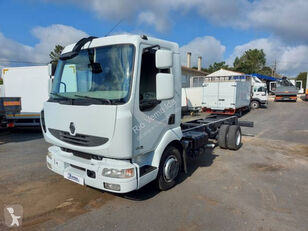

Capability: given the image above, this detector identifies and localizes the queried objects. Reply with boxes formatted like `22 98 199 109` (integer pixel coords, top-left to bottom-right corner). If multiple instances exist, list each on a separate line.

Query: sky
0 0 308 76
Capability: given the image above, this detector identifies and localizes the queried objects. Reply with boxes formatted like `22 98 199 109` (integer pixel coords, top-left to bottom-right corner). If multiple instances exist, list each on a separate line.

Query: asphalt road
0 101 307 231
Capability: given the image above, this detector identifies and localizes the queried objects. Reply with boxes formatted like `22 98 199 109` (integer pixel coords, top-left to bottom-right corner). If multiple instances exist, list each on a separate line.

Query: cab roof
62 34 179 54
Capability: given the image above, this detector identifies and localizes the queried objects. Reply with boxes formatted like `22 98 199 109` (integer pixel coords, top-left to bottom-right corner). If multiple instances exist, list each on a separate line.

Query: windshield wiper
50 92 73 100
74 95 111 105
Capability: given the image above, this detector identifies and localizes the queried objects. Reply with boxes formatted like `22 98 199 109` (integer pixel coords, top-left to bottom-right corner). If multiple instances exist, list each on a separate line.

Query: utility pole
273 60 277 77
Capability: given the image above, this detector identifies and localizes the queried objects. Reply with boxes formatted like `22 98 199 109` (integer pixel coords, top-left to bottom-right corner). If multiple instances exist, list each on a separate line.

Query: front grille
61 147 103 161
49 128 108 147
70 164 86 171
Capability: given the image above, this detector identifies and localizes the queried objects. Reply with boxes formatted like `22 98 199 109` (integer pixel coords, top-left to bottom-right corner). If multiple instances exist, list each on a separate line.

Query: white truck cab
250 76 268 109
42 35 249 193
43 35 183 193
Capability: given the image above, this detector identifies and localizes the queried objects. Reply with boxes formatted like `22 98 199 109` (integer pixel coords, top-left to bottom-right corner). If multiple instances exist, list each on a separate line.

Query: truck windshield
51 44 135 104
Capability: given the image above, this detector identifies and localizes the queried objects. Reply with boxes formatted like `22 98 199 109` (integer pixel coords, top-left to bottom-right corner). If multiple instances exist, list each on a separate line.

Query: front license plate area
64 172 84 185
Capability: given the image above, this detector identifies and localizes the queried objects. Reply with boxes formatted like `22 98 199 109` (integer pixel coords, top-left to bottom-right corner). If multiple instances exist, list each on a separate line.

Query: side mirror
156 73 174 100
48 63 57 77
48 78 53 94
155 50 173 69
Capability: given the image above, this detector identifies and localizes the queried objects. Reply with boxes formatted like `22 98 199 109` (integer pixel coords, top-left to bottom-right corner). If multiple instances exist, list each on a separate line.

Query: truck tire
218 124 229 149
226 125 242 150
236 110 243 117
250 100 260 109
156 146 182 191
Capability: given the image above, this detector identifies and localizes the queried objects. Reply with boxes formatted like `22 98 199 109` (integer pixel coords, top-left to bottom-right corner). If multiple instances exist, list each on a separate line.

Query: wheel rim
236 130 241 146
163 155 180 182
252 102 258 109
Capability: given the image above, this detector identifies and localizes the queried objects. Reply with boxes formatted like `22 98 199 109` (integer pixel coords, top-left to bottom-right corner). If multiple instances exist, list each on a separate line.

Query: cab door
132 45 176 156
254 85 267 101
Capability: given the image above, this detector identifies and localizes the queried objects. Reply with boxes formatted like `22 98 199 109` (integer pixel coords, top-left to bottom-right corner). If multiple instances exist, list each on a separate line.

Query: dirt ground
0 101 307 231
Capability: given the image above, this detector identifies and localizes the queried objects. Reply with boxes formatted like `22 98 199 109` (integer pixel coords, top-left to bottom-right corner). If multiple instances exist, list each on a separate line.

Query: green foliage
207 61 230 73
233 49 266 74
296 72 307 90
258 66 274 76
0 78 3 85
49 44 64 64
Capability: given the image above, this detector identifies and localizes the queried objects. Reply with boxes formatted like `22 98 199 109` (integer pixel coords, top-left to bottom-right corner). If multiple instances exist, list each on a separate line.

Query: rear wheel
226 125 242 150
250 100 260 109
218 124 229 149
156 146 182 191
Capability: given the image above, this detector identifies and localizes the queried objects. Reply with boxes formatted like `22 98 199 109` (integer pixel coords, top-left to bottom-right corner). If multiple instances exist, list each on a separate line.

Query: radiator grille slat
49 128 108 147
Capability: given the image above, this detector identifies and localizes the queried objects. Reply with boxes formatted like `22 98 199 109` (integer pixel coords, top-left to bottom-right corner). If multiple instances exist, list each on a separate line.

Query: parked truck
1 66 50 127
201 75 267 116
42 35 252 193
250 76 268 109
271 77 298 102
0 97 22 126
202 76 251 116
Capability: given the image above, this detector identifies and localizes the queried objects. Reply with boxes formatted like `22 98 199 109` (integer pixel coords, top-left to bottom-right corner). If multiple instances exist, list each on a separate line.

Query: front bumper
260 99 268 105
46 146 138 193
275 95 297 101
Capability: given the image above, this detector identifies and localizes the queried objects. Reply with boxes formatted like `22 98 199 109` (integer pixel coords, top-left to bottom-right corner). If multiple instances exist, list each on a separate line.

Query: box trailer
202 76 251 116
181 87 203 113
1 66 50 127
42 35 253 193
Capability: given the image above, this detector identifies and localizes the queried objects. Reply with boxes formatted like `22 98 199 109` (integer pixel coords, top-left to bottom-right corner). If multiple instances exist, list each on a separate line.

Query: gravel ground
0 101 307 231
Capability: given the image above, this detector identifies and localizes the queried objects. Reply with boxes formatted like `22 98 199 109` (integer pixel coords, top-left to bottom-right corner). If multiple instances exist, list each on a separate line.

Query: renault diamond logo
69 122 76 134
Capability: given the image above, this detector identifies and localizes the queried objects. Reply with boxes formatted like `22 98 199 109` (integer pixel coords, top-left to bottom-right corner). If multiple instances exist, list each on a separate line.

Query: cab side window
257 86 265 92
139 49 160 111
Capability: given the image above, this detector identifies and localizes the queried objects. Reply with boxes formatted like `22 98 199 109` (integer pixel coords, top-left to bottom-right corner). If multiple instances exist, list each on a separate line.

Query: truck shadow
0 127 43 144
120 147 218 201
299 95 307 101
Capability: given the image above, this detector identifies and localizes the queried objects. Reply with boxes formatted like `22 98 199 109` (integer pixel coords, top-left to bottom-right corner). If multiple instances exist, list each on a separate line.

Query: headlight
102 168 134 178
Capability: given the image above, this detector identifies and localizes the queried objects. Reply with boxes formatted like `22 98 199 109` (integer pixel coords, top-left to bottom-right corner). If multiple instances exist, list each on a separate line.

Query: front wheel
250 100 260 109
156 146 182 191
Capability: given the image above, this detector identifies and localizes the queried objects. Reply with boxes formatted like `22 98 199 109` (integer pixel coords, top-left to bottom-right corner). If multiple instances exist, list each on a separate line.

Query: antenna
105 18 123 37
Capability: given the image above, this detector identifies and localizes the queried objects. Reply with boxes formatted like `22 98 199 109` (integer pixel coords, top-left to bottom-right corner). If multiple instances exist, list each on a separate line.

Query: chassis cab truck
42 35 248 193
250 76 268 109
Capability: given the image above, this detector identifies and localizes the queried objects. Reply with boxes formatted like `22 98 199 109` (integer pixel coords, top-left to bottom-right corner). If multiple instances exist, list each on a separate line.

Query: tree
296 72 307 91
258 66 274 76
233 49 266 74
207 61 230 73
49 45 64 64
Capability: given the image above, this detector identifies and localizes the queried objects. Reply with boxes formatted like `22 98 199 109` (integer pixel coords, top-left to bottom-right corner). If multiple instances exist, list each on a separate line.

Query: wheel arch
251 98 261 103
167 140 183 155
151 127 183 168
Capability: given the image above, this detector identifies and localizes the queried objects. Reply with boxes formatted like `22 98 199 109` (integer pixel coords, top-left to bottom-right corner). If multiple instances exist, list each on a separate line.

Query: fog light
104 182 121 191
